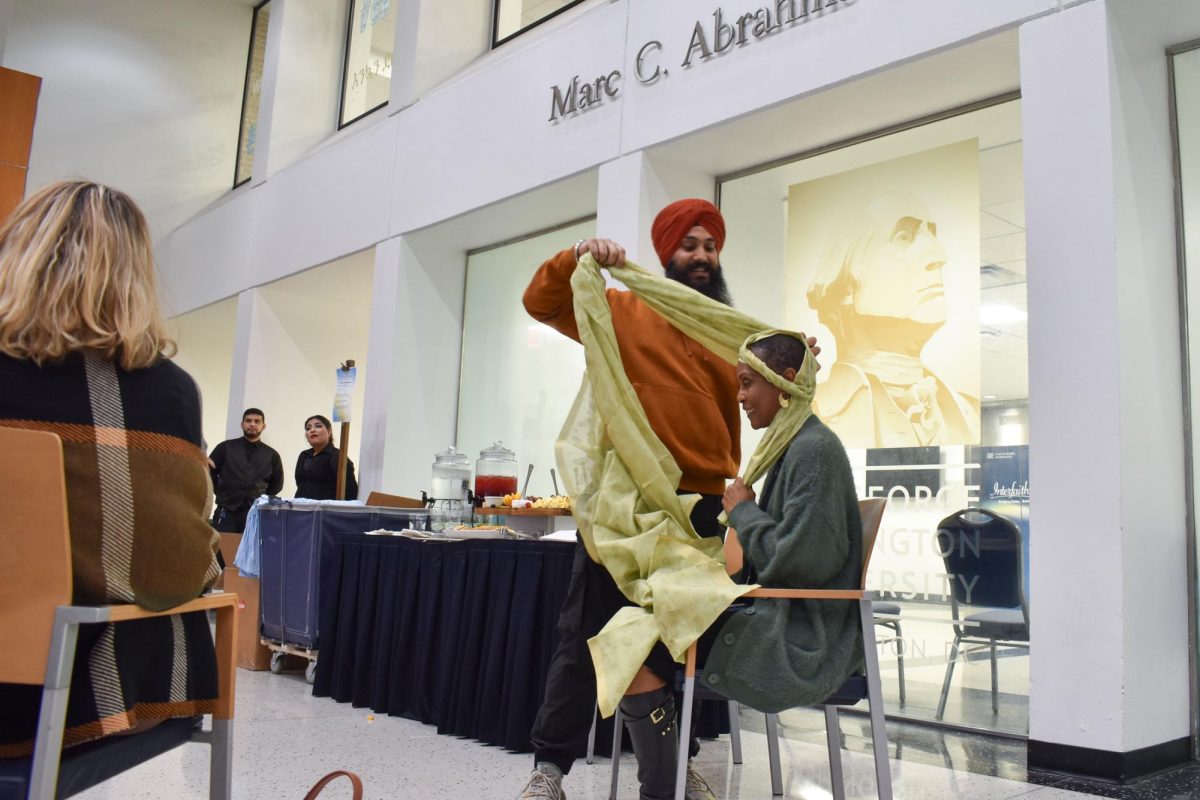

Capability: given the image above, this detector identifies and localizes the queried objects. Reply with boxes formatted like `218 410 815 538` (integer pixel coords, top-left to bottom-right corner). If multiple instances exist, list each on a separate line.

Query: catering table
312 533 728 756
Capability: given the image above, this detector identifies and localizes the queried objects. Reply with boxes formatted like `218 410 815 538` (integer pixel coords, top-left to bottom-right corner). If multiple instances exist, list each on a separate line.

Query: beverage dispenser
475 442 518 503
429 445 471 530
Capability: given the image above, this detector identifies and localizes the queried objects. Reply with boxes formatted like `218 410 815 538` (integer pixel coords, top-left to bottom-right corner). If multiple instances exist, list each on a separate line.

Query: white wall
1021 0 1196 755
236 250 375 498
162 116 398 313
168 298 239 455
148 0 1072 518
1177 54 1200 718
1108 0 1194 755
157 2 1054 318
2 0 251 238
0 0 14 62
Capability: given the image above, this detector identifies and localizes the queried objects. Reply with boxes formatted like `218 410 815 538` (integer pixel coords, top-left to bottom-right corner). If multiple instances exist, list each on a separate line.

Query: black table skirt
312 534 728 756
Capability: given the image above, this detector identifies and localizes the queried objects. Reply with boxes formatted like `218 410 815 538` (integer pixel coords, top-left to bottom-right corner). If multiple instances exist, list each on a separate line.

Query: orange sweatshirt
522 248 740 496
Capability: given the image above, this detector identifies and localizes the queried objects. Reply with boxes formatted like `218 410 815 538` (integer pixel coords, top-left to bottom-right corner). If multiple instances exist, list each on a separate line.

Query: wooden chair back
365 491 426 509
0 427 73 684
857 498 887 589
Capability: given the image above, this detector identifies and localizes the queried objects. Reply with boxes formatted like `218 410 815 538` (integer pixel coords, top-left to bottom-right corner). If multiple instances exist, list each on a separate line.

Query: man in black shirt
208 407 284 532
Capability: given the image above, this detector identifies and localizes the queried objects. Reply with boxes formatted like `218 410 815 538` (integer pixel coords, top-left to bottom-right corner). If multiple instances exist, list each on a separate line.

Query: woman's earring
778 394 790 409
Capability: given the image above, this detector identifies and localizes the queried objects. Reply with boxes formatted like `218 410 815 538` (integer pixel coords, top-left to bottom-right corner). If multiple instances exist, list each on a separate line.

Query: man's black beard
665 260 734 306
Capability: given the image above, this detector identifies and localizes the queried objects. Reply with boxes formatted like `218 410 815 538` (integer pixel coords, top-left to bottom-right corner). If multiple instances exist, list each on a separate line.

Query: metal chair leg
609 707 623 800
587 703 598 764
209 718 233 800
894 620 906 706
861 600 894 800
990 640 999 715
824 706 845 800
936 633 962 720
765 712 783 796
674 647 697 800
727 700 743 764
29 612 82 800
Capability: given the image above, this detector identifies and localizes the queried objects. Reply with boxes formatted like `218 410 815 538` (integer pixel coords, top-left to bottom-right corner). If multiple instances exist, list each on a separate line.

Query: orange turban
650 199 726 267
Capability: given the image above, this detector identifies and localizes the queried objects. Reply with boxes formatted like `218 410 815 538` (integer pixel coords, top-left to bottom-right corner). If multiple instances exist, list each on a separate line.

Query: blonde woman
0 181 221 756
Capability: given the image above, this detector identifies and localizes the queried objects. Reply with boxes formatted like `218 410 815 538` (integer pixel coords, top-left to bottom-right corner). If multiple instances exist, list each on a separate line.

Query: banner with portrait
785 139 981 449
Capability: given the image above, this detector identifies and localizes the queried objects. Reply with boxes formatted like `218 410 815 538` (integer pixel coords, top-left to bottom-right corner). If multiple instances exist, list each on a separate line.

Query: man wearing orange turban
517 199 738 800
652 198 732 305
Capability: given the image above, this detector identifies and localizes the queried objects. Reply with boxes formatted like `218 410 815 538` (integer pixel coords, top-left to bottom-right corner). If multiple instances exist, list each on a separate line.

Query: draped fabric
312 534 730 753
560 256 817 717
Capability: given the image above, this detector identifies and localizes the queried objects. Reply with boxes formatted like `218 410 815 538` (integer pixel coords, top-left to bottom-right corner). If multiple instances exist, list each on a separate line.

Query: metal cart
256 501 430 682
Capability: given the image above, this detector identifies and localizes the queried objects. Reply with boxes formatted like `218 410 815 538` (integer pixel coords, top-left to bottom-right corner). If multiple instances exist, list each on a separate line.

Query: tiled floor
68 666 1199 800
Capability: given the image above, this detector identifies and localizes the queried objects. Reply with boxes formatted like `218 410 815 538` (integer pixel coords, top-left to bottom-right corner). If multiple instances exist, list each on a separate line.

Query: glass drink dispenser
475 442 518 502
430 446 471 530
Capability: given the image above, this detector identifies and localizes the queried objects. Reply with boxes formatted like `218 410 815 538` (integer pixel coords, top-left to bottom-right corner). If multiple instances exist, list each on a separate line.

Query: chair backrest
0 427 73 685
935 507 1025 611
857 498 887 590
365 491 426 509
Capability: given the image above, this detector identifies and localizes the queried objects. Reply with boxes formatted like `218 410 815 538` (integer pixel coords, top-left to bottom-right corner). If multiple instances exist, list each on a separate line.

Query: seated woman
0 181 222 756
618 331 864 800
294 414 358 500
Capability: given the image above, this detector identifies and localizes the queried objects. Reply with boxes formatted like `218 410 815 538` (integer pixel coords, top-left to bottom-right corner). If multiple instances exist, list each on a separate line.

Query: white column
1020 0 1192 766
358 239 402 498
363 233 468 499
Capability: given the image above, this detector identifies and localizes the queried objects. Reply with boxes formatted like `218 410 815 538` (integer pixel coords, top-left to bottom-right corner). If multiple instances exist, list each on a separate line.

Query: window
720 97 1030 734
457 219 595 494
493 0 585 47
339 0 396 128
234 0 271 188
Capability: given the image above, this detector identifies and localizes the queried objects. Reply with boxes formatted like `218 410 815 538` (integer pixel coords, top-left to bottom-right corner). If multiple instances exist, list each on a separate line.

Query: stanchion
335 359 355 500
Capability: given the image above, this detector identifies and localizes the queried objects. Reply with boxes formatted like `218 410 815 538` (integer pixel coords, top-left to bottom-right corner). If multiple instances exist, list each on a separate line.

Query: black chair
934 508 1029 720
871 601 906 705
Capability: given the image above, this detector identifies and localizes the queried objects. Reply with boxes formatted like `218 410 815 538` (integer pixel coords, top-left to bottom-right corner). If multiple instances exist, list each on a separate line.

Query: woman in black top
294 414 358 500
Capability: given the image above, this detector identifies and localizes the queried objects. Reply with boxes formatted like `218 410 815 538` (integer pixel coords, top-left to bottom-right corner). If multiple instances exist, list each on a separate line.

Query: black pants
530 493 724 775
211 505 249 534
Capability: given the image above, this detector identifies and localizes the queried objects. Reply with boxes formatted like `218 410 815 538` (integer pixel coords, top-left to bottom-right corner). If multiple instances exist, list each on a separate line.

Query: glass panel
340 0 396 127
1171 42 1200 747
234 1 271 188
494 0 584 46
457 220 596 498
720 99 1030 735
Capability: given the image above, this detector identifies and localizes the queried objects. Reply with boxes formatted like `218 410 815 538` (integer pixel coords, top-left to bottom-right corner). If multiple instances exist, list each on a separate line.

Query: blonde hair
0 180 174 370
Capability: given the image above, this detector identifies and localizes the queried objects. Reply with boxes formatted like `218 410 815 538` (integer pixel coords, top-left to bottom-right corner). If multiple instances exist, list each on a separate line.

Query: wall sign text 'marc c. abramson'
549 0 856 123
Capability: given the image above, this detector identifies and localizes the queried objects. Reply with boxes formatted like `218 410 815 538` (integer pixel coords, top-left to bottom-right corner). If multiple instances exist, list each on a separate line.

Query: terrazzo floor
70 668 1194 800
